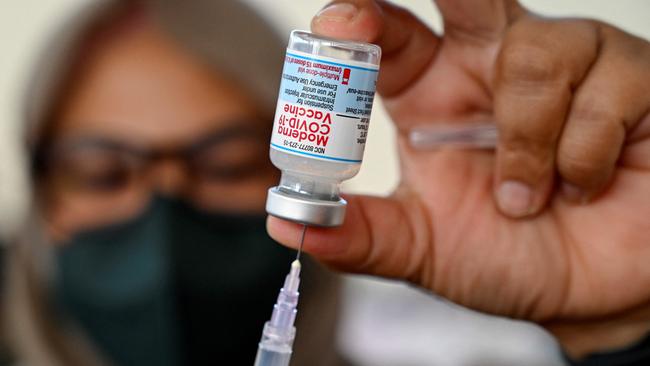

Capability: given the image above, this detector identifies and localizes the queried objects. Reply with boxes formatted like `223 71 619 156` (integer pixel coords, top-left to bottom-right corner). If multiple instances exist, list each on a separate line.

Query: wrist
544 304 650 360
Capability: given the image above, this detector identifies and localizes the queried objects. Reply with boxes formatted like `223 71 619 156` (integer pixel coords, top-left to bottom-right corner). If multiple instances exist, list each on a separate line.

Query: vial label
270 49 379 163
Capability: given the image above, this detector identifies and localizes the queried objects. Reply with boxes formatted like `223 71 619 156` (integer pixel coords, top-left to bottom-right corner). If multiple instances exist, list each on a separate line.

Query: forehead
52 20 265 147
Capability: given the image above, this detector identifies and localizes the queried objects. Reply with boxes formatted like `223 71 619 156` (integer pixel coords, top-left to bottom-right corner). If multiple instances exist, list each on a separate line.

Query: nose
149 158 190 196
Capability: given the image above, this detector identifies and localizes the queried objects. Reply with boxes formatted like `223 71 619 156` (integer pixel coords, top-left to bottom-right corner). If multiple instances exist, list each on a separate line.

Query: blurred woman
0 0 346 365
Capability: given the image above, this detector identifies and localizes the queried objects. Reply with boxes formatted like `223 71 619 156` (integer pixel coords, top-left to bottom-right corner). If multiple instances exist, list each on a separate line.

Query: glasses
33 124 275 205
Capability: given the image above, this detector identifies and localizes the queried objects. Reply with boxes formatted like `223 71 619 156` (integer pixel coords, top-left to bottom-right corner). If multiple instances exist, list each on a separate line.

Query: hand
267 0 650 356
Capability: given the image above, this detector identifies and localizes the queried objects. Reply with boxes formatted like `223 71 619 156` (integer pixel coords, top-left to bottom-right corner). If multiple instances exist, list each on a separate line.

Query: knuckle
500 119 559 148
498 142 553 183
569 97 624 126
558 152 600 182
497 42 564 87
558 112 625 187
499 134 554 168
557 143 611 187
497 19 598 89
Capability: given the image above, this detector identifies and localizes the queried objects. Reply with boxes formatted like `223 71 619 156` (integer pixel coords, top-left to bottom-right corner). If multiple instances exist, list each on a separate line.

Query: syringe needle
296 224 307 261
255 253 301 366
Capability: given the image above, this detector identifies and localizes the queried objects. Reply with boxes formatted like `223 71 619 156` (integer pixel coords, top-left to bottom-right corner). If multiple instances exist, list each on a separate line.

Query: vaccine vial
266 30 381 226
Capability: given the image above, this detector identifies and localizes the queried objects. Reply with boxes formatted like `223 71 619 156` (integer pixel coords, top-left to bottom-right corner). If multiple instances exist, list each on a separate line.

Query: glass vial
266 30 381 226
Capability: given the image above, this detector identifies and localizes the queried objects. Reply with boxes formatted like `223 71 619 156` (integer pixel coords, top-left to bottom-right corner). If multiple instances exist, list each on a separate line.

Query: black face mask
54 195 294 366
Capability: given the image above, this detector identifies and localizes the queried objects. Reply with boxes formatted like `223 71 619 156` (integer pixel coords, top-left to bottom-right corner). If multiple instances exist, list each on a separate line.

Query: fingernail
497 180 533 217
561 182 588 204
316 3 358 22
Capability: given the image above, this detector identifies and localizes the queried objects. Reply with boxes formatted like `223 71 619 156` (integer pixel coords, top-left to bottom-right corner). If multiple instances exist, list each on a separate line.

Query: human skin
42 15 276 242
267 0 650 358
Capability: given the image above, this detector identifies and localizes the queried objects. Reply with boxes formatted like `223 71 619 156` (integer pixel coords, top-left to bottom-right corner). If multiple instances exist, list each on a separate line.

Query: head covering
0 1 346 365
23 0 284 139
1 0 286 241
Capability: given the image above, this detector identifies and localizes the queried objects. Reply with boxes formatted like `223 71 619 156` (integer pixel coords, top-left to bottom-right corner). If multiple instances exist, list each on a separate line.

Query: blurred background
1 1 649 365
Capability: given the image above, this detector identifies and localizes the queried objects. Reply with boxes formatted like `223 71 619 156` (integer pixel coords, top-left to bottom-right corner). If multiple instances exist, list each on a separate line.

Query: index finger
312 0 439 97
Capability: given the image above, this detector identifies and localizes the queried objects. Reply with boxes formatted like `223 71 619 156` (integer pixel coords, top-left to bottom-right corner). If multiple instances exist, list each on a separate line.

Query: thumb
434 0 523 42
312 0 439 97
266 192 432 282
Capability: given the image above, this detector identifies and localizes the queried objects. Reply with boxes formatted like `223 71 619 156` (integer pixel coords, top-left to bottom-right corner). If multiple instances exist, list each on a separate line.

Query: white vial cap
266 187 346 227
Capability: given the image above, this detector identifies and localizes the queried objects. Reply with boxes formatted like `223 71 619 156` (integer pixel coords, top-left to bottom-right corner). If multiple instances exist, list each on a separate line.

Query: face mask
54 195 295 366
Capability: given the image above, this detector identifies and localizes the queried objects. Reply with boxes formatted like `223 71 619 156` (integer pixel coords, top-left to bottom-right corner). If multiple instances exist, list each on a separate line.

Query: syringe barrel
254 322 295 366
255 261 301 365
253 343 292 366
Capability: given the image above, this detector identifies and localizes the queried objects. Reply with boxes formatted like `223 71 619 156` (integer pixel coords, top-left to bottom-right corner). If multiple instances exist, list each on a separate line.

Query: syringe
409 122 498 150
253 225 307 366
